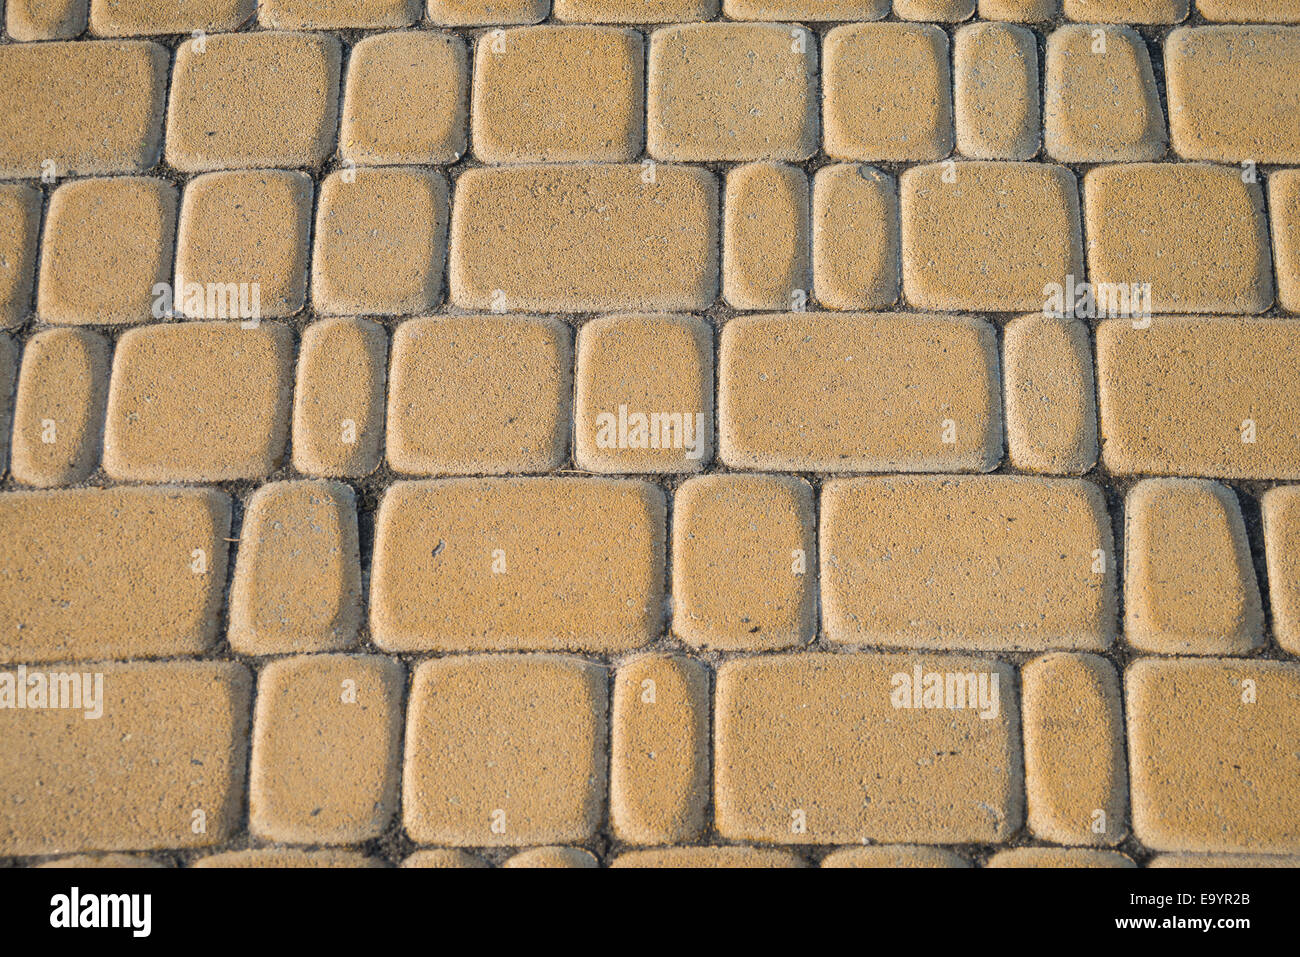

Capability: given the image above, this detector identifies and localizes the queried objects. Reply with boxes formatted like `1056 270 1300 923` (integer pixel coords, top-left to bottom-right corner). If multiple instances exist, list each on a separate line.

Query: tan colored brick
1125 479 1263 656
194 850 382 868
89 0 254 34
449 164 717 312
672 474 816 650
821 847 971 868
811 165 900 310
0 40 167 178
1023 653 1127 846
986 849 1136 867
821 477 1117 650
6 0 86 40
647 23 817 162
403 654 607 846
724 163 810 311
724 0 887 18
574 313 712 474
0 487 229 663
894 0 975 19
954 23 1040 161
1127 658 1300 853
401 849 488 867
901 162 1083 312
473 26 643 164
611 654 709 845
340 31 468 166
719 313 1001 473
611 847 805 868
824 24 953 163
10 328 110 487
103 321 293 482
0 185 41 329
37 177 177 326
1198 1 1300 21
174 170 311 321
250 654 404 844
1045 25 1166 162
979 0 1059 19
555 0 714 18
0 661 250 855
165 31 341 172
387 316 570 476
1263 486 1300 655
1149 853 1300 867
427 0 548 24
1271 169 1300 314
292 318 387 479
503 847 599 868
0 337 13 478
1166 26 1300 163
259 0 419 27
716 654 1022 844
36 854 165 868
1064 0 1187 20
1096 317 1300 479
1003 314 1099 475
371 478 665 652
228 481 362 656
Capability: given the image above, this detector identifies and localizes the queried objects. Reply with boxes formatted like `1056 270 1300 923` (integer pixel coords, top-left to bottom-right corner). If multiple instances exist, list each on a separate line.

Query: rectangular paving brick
1262 486 1300 655
821 476 1117 650
403 654 606 846
715 653 1022 844
611 847 805 867
1273 170 1300 313
1198 0 1300 21
7 0 87 39
1064 0 1187 20
556 0 717 18
0 338 13 478
894 0 975 18
0 661 250 856
954 22 1040 161
427 0 548 23
0 40 167 178
258 0 419 27
718 313 1001 473
724 0 887 17
194 849 382 868
370 478 665 652
1003 314 1098 475
0 487 229 664
987 848 1135 867
448 164 717 312
0 185 40 329
502 847 598 868
821 846 971 868
292 317 387 479
724 163 810 311
812 164 901 310
980 0 1058 18
88 0 254 34
1096 317 1300 478
1127 658 1300 853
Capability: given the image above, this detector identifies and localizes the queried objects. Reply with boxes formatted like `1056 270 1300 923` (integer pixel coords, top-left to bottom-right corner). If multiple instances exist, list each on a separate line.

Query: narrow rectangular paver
557 0 716 18
724 0 886 17
1273 170 1300 313
724 163 811 311
1262 486 1300 655
1064 0 1187 20
0 185 41 329
821 847 971 868
292 318 387 479
89 0 254 34
811 164 901 310
1197 1 1300 21
612 847 805 867
954 22 1040 160
427 0 548 23
258 0 419 27
1003 314 1098 475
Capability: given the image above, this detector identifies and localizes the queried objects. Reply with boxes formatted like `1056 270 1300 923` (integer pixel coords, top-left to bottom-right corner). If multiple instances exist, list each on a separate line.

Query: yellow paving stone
555 0 714 18
811 165 901 310
401 849 489 868
502 847 599 868
175 170 312 321
89 0 254 34
1084 163 1272 314
386 316 571 476
1064 0 1187 21
292 317 387 479
0 337 13 478
103 321 294 482
894 0 975 19
427 0 548 24
403 654 607 846
340 31 468 166
610 654 710 844
371 478 665 652
1271 170 1300 314
901 162 1083 312
823 24 953 163
0 185 41 329
1166 26 1300 163
1262 486 1300 655
821 476 1116 650
0 487 229 663
449 164 718 313
724 163 810 311
716 654 1022 844
165 31 341 172
1197 0 1300 21
1124 479 1264 656
37 177 177 327
985 848 1136 867
1149 853 1300 867
979 0 1059 19
1127 658 1300 853
953 23 1040 161
821 847 972 868
671 474 816 650
0 661 251 855
718 313 1000 473
1003 314 1099 475
1096 317 1300 479
1022 653 1128 846
193 850 384 868
473 26 643 163
250 654 404 845
1045 25 1167 163
36 854 165 868
6 0 86 40
724 0 887 18
10 328 110 487
647 23 818 162
611 847 805 868
574 313 713 474
228 481 362 656
258 0 419 27
0 40 167 178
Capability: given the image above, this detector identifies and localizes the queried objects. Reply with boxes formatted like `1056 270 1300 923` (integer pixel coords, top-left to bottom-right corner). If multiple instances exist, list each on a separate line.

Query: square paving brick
811 164 901 310
7 0 87 39
0 184 42 329
953 22 1040 161
1064 0 1188 20
1262 486 1300 655
1003 314 1099 475
1270 169 1300 313
403 654 607 846
258 0 419 27
89 0 254 34
427 0 548 23
292 318 387 479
